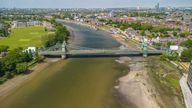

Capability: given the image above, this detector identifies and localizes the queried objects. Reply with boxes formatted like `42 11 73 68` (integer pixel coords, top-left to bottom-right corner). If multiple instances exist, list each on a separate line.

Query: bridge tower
141 38 148 57
61 41 67 59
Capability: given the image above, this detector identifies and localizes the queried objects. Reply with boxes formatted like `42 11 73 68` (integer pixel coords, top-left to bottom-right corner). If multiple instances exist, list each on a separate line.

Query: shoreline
115 56 185 108
0 58 59 101
115 57 161 108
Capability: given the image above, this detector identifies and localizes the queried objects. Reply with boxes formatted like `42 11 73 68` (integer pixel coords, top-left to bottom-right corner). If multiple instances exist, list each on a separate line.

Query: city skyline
0 0 192 8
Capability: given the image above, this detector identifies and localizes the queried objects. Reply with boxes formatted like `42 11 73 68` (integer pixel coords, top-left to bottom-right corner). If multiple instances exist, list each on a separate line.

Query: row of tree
42 19 70 48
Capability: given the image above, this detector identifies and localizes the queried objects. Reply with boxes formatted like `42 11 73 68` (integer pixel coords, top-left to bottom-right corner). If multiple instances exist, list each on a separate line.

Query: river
0 21 128 108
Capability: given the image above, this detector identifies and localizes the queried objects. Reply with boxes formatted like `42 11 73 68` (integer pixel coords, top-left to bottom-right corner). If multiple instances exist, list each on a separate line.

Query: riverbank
116 57 161 108
0 58 60 101
115 57 185 108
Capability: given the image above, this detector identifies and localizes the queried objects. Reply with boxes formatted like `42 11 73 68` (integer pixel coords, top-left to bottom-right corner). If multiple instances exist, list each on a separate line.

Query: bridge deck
40 49 163 57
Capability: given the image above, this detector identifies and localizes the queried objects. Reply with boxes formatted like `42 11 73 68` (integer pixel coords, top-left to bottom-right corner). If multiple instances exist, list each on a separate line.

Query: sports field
0 26 48 49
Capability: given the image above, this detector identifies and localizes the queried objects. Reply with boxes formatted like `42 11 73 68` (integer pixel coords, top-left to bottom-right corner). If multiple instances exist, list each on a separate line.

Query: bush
161 52 179 61
181 48 192 61
0 48 33 77
180 39 192 48
16 63 28 74
34 52 44 63
0 45 9 53
180 31 190 37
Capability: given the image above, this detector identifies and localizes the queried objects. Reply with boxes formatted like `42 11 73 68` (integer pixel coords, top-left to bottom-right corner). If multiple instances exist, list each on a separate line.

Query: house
170 45 179 51
25 47 37 53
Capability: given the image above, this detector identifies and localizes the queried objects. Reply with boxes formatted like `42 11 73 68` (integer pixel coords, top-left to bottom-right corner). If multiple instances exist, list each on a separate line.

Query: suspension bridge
39 41 164 59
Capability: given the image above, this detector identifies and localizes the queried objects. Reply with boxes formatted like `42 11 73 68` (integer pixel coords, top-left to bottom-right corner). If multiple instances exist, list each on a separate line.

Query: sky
0 0 192 8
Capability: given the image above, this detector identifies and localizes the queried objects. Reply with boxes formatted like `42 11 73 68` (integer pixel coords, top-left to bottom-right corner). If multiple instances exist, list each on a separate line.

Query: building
155 3 160 11
108 11 114 18
24 47 37 53
12 20 41 28
187 63 192 92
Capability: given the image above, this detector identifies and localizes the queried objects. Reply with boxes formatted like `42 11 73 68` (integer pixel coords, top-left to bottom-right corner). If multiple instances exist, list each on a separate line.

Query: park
0 26 48 49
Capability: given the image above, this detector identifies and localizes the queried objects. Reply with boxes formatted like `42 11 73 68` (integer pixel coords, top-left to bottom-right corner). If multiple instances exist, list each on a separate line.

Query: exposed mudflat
116 57 161 108
115 57 183 108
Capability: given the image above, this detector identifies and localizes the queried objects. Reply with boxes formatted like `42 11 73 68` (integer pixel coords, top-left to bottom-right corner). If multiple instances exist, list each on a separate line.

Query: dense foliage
160 52 180 61
181 48 192 61
42 19 70 47
0 48 33 83
180 39 192 48
107 21 180 34
0 23 10 37
0 45 9 53
180 39 192 61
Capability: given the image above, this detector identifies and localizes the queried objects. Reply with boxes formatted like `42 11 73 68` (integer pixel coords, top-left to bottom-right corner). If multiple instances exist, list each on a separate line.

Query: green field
0 26 48 49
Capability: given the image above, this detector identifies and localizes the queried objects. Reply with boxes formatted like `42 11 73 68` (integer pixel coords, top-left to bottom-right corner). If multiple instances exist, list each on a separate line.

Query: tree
173 31 178 37
0 61 3 77
34 52 44 63
140 30 145 36
180 31 190 37
181 48 192 61
0 48 33 75
41 34 56 47
161 51 179 61
0 45 9 53
16 63 28 74
55 25 70 43
167 42 175 47
180 39 192 48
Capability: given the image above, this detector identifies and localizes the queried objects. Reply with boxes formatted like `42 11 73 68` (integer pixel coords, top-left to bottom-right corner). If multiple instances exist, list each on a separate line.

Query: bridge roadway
40 49 163 58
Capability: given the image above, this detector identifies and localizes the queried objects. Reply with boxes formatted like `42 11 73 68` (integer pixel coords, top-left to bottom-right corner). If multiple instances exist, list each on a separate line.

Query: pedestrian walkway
180 74 192 108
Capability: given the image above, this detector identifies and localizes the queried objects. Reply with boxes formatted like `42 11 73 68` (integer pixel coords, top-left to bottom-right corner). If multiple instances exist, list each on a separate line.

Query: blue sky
0 0 192 8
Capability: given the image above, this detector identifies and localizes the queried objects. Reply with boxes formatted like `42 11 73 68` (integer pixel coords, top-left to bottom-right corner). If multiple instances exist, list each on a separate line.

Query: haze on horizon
0 0 192 8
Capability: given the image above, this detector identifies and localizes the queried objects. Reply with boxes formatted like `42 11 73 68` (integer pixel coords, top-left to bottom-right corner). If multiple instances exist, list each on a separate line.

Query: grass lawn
0 26 48 49
147 57 185 108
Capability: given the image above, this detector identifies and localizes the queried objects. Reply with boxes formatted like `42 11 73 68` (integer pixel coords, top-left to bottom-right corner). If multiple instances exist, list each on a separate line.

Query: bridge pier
61 54 67 59
61 41 67 59
141 38 148 57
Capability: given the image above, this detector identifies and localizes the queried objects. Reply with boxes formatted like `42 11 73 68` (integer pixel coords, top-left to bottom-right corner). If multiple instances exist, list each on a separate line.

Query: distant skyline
0 0 192 8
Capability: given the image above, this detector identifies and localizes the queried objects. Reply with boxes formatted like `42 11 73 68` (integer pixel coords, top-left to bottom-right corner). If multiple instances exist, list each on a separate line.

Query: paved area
180 74 192 108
